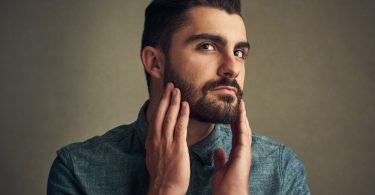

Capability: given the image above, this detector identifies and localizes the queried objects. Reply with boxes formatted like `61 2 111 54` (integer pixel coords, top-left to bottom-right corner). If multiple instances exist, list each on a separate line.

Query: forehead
173 6 247 43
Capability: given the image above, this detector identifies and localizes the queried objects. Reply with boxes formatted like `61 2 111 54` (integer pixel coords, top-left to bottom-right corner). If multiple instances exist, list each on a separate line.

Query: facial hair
164 60 243 124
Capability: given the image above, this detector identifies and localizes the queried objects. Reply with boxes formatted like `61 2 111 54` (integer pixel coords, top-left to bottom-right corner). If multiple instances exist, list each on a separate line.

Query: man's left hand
211 100 252 195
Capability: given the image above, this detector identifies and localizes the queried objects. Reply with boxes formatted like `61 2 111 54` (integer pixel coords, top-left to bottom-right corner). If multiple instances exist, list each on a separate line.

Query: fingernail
182 101 188 109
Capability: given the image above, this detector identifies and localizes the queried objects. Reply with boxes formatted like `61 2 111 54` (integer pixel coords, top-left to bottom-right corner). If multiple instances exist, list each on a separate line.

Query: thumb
214 148 227 171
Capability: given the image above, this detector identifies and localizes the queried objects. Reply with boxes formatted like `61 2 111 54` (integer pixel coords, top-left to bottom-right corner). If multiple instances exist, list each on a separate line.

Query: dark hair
141 0 242 94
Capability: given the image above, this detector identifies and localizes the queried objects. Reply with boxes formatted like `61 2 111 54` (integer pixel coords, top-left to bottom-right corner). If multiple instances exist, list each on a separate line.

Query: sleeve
47 150 84 195
280 146 311 195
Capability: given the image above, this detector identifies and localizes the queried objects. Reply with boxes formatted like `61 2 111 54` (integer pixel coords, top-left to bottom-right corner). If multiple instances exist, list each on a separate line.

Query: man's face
164 6 249 124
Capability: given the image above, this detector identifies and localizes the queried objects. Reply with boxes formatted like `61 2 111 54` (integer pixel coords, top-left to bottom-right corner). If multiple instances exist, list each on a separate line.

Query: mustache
202 78 243 97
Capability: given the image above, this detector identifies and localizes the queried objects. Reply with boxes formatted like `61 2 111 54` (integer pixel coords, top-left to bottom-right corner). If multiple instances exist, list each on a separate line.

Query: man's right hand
145 83 190 195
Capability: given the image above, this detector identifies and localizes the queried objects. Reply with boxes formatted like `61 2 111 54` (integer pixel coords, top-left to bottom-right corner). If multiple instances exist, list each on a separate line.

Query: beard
163 60 243 124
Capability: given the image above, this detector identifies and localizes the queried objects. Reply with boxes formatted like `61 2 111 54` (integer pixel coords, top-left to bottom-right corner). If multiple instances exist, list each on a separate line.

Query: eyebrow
235 42 251 50
185 33 250 49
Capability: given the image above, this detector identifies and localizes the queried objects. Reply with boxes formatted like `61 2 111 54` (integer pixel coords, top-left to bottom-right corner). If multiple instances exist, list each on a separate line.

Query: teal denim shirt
47 102 310 195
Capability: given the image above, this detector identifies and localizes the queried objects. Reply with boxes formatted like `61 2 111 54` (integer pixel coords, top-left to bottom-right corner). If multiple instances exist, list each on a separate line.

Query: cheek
176 55 218 82
236 68 245 89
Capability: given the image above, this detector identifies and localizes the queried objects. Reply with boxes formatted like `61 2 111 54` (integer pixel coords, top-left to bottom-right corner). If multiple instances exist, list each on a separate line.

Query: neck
146 98 215 146
186 118 215 146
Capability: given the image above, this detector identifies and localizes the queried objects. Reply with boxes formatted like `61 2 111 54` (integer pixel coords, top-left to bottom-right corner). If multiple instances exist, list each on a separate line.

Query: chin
190 95 240 124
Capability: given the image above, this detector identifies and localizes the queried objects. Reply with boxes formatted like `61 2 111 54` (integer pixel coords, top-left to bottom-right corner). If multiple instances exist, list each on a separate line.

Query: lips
201 78 243 99
210 86 238 95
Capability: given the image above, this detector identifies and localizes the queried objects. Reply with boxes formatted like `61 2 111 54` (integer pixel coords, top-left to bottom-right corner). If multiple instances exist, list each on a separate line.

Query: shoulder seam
59 147 75 175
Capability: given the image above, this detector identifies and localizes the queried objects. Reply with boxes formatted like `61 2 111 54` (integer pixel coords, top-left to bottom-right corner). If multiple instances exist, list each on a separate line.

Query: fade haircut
141 0 242 94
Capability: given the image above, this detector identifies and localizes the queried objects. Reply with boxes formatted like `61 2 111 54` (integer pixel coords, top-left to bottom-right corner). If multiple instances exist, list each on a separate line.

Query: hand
145 83 190 195
211 100 252 195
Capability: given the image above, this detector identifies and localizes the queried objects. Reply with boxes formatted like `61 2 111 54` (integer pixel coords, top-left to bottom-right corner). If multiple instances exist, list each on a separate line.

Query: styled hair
141 0 242 94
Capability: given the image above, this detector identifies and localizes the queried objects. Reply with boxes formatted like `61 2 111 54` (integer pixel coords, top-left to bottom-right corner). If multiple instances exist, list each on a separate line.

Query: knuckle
164 115 173 124
175 121 184 132
145 138 160 148
154 110 164 120
171 95 179 104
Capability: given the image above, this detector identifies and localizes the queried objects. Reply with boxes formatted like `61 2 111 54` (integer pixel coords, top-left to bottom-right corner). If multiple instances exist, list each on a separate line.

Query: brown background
1 0 374 194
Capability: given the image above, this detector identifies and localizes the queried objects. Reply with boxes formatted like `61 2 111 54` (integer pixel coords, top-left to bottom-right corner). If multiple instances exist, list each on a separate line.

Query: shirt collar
189 124 232 166
134 101 232 166
134 101 149 147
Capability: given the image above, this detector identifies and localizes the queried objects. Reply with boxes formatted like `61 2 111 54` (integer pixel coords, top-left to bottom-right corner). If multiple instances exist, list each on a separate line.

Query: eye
198 43 215 51
234 50 246 59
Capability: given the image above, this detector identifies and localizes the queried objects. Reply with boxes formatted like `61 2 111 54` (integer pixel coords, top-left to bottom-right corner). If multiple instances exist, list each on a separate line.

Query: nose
218 53 241 79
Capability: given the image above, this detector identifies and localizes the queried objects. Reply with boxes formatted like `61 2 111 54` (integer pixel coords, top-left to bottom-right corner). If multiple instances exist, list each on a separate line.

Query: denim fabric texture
47 102 310 195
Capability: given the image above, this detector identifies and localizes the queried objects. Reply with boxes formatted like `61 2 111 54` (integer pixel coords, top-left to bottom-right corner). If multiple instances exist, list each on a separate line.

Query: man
48 0 310 194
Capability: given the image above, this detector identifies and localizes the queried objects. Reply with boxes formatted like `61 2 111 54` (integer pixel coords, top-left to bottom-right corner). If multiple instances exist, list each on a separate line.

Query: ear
141 46 164 79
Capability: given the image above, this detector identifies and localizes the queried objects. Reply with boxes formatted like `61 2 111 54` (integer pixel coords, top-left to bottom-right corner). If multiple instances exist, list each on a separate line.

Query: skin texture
142 6 252 195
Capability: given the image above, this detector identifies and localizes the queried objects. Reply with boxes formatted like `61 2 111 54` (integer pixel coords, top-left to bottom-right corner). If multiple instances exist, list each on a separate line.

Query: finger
150 82 174 140
229 100 250 160
236 100 251 147
174 101 190 144
230 120 239 150
245 114 253 146
163 88 181 141
214 148 227 171
230 101 243 149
